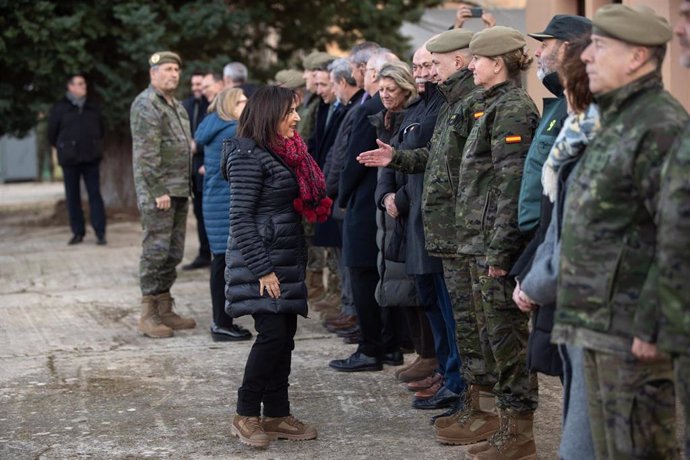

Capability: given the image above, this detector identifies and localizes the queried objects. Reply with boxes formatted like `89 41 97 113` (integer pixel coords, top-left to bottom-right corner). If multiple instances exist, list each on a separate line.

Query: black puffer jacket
222 137 308 318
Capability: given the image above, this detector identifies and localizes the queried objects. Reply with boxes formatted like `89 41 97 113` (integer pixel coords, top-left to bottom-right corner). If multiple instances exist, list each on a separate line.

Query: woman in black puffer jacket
224 86 330 448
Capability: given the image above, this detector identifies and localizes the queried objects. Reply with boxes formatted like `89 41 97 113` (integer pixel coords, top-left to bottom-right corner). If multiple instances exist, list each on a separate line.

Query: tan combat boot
434 385 499 446
434 384 495 429
231 415 271 448
156 292 196 330
262 415 317 441
470 409 537 460
138 295 173 338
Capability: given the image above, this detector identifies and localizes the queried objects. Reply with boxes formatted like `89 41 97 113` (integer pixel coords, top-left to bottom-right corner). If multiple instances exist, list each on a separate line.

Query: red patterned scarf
270 132 332 223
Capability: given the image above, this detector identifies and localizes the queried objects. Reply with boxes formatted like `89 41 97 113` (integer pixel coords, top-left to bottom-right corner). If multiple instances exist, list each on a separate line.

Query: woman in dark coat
225 86 330 448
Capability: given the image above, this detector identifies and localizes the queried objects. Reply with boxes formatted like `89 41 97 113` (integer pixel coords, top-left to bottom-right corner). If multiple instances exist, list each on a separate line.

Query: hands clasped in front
259 272 281 299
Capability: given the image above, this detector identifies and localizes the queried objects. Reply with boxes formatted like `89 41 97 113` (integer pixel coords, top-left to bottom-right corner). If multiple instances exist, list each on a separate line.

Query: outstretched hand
357 139 394 167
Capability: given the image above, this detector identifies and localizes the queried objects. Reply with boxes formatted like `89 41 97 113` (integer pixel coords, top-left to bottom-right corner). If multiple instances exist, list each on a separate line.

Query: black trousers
62 162 106 238
237 313 297 417
210 253 234 327
192 159 210 260
349 266 400 358
403 306 436 359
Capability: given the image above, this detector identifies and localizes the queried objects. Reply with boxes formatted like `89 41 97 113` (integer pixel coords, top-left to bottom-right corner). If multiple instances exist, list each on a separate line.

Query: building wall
525 0 689 112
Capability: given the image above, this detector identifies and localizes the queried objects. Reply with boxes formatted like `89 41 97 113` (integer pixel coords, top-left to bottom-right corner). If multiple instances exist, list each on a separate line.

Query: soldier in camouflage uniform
436 28 540 460
358 28 499 430
553 5 688 459
658 1 690 458
130 51 197 339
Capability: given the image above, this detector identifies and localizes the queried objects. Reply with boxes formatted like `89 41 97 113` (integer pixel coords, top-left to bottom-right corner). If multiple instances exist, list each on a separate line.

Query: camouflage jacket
553 73 688 353
130 85 191 201
297 92 320 141
657 121 690 355
455 80 539 269
387 69 480 256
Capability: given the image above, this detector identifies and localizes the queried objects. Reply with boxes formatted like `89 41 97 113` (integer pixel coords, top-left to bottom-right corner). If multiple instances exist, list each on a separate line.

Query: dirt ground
0 182 564 459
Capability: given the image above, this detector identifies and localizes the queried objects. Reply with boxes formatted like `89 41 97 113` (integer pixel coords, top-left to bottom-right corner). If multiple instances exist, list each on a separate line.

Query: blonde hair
377 61 418 106
208 87 245 121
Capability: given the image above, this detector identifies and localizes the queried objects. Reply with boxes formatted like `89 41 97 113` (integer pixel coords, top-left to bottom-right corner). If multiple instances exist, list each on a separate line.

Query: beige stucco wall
525 0 689 112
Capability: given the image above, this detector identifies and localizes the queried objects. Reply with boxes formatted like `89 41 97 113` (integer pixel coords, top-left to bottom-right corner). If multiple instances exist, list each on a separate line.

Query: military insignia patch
505 135 522 144
473 111 484 119
151 53 160 64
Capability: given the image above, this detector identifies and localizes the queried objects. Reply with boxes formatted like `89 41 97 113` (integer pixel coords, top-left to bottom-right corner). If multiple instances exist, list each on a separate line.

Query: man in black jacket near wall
48 74 107 246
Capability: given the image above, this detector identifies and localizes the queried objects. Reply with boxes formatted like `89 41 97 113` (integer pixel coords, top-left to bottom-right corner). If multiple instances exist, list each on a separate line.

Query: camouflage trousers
138 197 188 296
442 256 496 388
466 255 538 412
583 348 679 460
324 247 341 296
674 354 690 460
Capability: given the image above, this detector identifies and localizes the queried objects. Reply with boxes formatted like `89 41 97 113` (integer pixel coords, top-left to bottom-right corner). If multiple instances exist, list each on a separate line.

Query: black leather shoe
68 234 84 245
183 255 211 270
96 235 107 245
412 385 460 410
210 324 252 342
329 351 382 372
382 350 404 366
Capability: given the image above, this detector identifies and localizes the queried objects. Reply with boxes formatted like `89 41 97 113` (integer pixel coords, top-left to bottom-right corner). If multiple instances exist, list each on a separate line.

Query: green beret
275 69 306 89
426 29 474 53
148 51 181 67
308 52 336 71
470 26 526 57
592 4 672 46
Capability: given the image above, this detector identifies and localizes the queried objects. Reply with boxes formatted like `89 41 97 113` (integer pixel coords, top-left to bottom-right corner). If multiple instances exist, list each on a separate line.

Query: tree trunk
100 132 137 211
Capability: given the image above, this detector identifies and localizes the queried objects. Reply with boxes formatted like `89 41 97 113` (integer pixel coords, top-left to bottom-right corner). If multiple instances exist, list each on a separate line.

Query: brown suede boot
397 357 437 383
434 385 498 446
470 410 537 460
394 355 421 380
155 292 196 330
137 295 173 338
262 415 317 441
231 415 271 448
311 291 340 312
434 384 495 429
306 270 325 301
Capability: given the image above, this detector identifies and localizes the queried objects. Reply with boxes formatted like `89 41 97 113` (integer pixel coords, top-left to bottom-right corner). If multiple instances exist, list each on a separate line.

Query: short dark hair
67 73 85 85
238 85 296 148
206 72 223 82
190 69 206 78
559 35 593 113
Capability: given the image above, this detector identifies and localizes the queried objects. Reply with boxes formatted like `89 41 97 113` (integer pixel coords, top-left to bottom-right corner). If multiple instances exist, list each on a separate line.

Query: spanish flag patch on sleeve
473 111 484 119
505 135 522 144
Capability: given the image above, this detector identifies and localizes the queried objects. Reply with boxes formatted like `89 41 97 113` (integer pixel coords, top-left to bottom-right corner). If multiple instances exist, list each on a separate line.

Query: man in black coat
181 71 211 269
329 50 400 372
48 74 106 245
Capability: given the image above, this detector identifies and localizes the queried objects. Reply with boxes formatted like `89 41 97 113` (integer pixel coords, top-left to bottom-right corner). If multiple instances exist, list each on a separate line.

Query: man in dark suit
329 50 400 372
181 70 211 269
48 73 107 245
